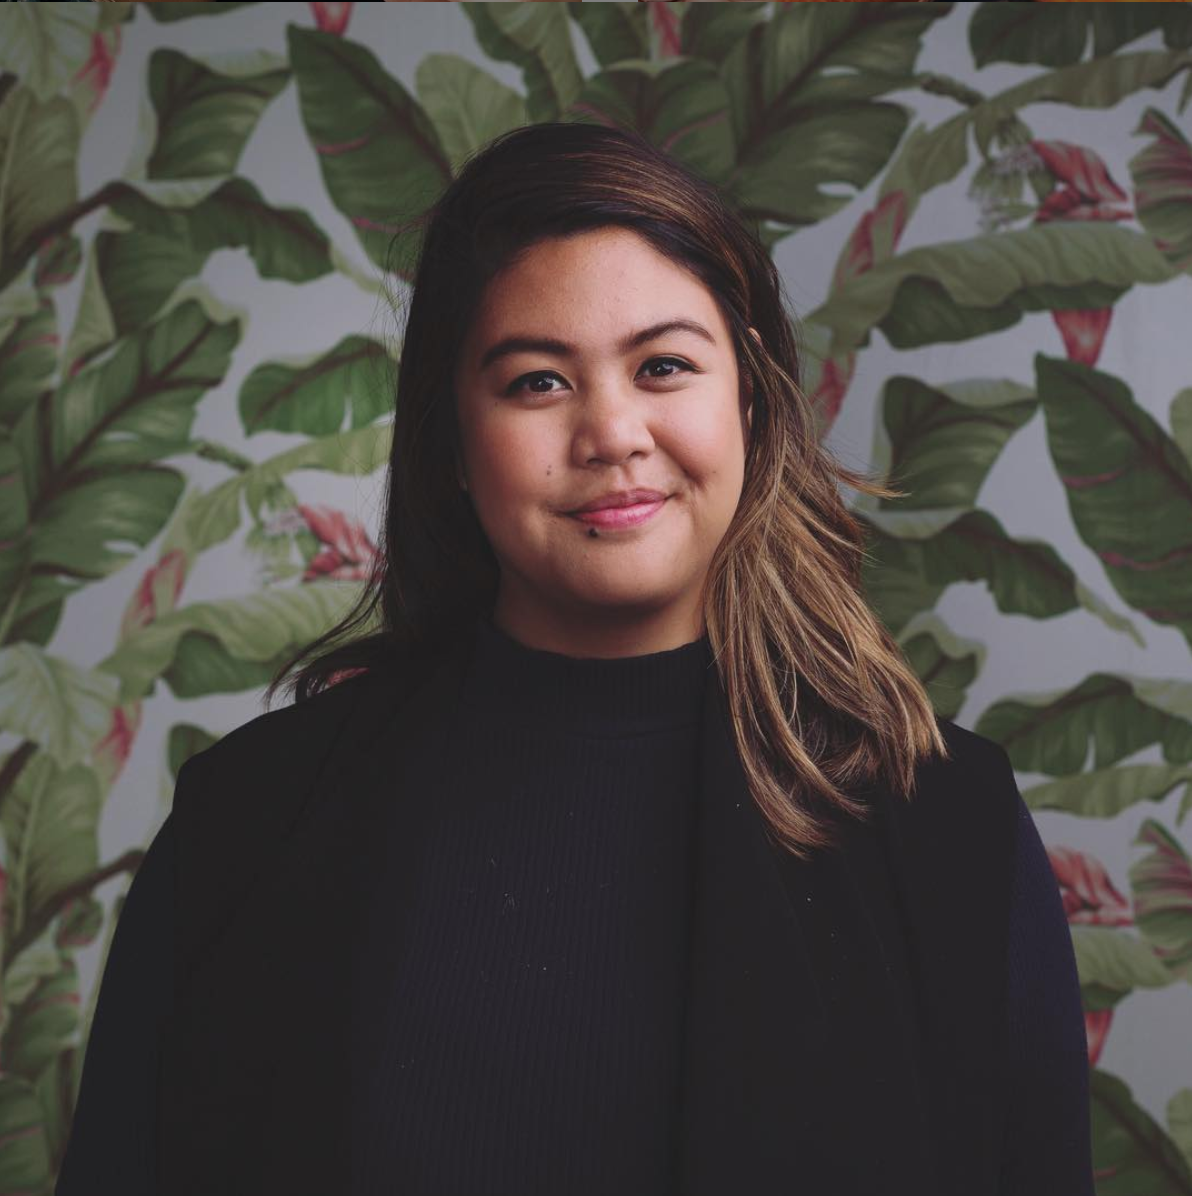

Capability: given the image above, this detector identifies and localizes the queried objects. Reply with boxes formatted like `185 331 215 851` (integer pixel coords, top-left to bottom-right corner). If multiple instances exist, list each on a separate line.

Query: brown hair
264 120 949 859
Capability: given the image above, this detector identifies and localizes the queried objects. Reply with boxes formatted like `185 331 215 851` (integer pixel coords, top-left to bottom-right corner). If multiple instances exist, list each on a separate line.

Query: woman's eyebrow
477 319 716 372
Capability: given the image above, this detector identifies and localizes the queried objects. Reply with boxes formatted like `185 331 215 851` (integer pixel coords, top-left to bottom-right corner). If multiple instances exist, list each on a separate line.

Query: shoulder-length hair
264 119 949 859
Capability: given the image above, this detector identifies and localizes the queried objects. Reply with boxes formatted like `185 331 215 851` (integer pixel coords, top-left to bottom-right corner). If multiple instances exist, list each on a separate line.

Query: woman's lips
568 498 667 529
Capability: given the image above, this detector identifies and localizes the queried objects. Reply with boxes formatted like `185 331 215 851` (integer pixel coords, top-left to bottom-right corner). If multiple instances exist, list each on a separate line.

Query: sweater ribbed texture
352 615 712 1193
55 616 1093 1195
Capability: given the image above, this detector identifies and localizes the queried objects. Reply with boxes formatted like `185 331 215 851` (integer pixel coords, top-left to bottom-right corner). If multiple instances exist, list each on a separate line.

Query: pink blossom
310 2 353 35
298 504 378 581
1084 1008 1112 1067
92 699 144 788
71 27 121 117
1046 845 1133 926
1051 308 1114 368
120 549 188 640
1031 141 1132 224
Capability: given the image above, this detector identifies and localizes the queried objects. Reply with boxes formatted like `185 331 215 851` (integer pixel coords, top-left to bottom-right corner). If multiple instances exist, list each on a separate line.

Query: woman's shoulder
190 669 389 774
169 666 403 836
933 714 1016 777
883 714 1022 848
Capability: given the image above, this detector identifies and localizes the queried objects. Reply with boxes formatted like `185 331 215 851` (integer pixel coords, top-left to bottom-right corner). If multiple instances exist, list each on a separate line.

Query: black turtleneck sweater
55 616 1091 1194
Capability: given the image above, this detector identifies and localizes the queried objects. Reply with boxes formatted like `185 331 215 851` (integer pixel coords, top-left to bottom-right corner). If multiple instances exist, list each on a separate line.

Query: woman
56 121 1093 1196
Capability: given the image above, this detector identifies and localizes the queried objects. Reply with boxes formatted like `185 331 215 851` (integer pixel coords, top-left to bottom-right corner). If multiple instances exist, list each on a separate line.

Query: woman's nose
572 383 656 465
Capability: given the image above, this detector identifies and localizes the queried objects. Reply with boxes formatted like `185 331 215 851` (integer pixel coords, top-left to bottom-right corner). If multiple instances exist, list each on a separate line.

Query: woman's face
452 226 756 657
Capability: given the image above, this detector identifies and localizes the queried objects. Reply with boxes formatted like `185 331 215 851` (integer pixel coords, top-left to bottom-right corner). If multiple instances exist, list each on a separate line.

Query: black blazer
66 627 1087 1194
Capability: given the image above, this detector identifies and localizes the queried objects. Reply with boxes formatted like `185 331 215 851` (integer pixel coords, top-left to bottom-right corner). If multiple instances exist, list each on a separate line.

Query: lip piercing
588 527 598 538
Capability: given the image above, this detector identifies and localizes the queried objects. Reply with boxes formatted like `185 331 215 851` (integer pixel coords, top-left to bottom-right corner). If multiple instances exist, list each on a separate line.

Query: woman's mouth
568 498 667 530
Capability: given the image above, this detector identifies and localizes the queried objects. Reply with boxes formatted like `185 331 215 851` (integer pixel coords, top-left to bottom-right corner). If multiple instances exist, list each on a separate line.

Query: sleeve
998 790 1096 1196
54 811 175 1196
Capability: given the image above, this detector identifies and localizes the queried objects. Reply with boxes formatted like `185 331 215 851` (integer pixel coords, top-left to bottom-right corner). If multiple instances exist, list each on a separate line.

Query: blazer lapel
216 639 473 1193
677 662 940 1195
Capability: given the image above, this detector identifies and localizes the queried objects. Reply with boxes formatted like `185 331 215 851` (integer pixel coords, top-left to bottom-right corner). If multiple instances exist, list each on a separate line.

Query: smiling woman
449 226 758 654
56 120 1093 1196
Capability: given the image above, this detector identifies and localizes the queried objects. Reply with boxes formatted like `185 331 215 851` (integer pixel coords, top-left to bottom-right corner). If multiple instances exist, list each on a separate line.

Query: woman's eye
506 356 693 396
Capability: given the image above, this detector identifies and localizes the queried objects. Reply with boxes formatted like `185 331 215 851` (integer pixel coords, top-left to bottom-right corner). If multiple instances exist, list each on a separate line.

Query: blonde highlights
266 120 949 859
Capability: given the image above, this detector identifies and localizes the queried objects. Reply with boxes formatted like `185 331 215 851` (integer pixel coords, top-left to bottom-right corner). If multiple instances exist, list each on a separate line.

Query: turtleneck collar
459 612 714 736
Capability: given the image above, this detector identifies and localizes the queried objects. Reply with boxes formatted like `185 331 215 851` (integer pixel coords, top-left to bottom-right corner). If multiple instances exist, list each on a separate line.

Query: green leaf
462 2 583 124
1 288 242 645
0 1075 51 1192
59 235 117 379
97 580 374 702
1131 819 1192 981
414 54 527 175
0 84 80 294
679 2 770 68
55 893 103 949
973 50 1192 157
167 721 220 785
1173 388 1192 469
970 4 1192 70
719 3 948 232
570 58 734 186
146 1 258 21
287 25 452 276
1091 1069 1192 1195
238 334 393 437
142 47 290 181
3 933 60 1007
878 49 1192 226
1036 354 1192 651
157 423 390 574
975 673 1192 775
1022 763 1192 820
2 958 80 1080
810 224 1174 357
0 3 102 102
0 294 57 429
97 177 335 338
0 645 120 768
859 507 1125 640
567 3 651 70
876 377 1036 511
970 5 1089 69
1071 925 1175 997
0 751 101 948
895 612 983 720
1131 106 1192 275
33 228 81 290
1170 1090 1192 1177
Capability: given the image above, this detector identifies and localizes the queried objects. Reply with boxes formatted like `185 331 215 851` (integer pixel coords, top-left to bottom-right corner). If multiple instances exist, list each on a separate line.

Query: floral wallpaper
0 2 1190 1191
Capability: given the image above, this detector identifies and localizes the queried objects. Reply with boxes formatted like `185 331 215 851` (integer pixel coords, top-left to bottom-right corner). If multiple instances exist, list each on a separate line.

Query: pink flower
1029 142 1129 366
811 191 908 429
92 699 144 788
1131 107 1192 273
120 549 188 640
298 504 378 581
1046 845 1133 926
1084 1008 1112 1067
1047 845 1131 1067
649 3 683 57
1031 141 1132 224
832 191 909 292
71 27 121 117
310 2 353 35
1051 308 1114 368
